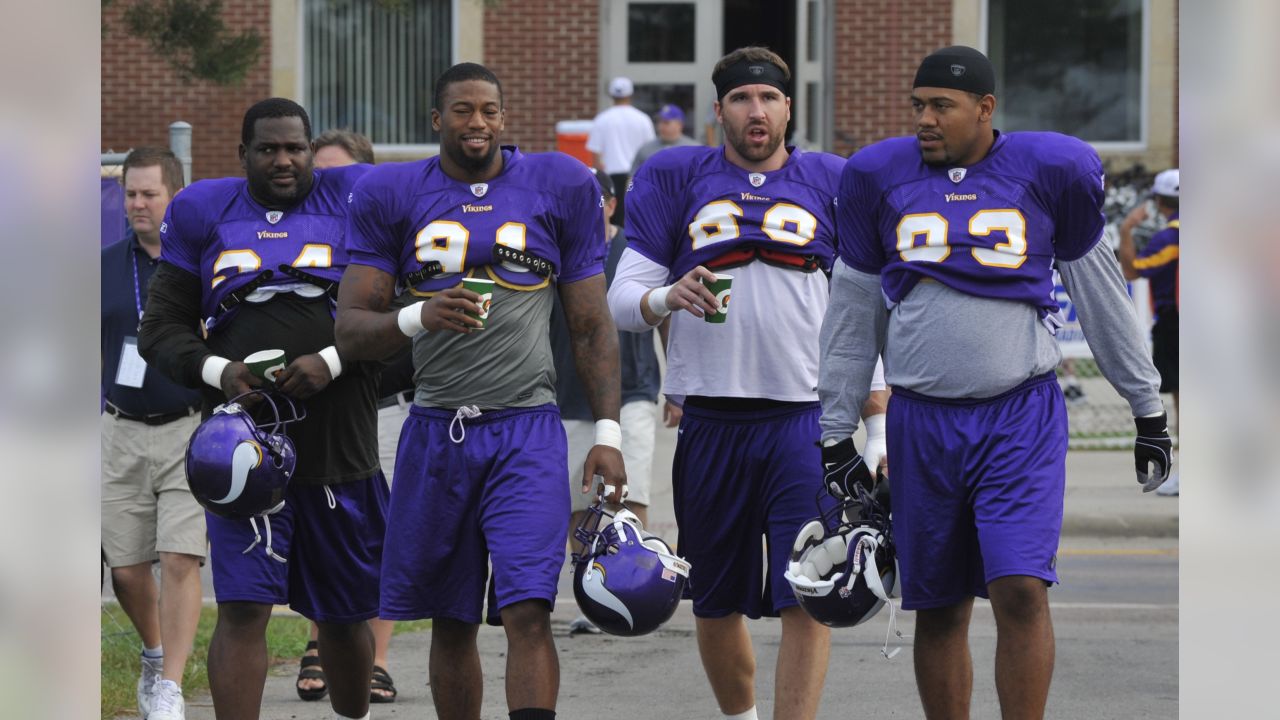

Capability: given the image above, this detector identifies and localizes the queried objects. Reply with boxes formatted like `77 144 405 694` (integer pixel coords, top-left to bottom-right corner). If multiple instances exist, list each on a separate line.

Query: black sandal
296 640 328 701
370 664 398 703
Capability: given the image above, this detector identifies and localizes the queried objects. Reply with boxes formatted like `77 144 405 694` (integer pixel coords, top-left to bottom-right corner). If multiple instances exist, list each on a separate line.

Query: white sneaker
138 653 163 716
568 614 602 635
147 679 186 720
1156 472 1180 496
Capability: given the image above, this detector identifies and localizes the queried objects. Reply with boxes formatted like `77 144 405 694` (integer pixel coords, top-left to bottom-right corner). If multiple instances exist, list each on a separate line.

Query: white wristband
863 413 886 443
861 413 888 478
318 345 343 380
594 419 623 450
646 286 673 318
201 355 231 390
398 301 427 337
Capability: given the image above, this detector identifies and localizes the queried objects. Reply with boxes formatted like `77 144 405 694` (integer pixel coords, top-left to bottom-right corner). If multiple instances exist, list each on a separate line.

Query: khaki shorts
565 400 657 512
377 398 412 486
101 411 207 567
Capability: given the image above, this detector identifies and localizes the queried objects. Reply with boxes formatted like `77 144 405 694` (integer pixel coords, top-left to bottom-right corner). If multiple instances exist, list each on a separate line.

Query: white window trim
296 0 459 155
371 143 442 158
980 0 1149 151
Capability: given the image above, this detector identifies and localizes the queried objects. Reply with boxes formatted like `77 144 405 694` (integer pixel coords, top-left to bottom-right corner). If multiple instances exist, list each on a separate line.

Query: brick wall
831 0 953 157
482 0 599 154
101 0 272 181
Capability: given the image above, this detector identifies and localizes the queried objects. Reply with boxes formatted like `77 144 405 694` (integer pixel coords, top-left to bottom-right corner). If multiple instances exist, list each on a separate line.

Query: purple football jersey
345 147 604 293
837 132 1105 315
625 146 843 279
160 164 370 327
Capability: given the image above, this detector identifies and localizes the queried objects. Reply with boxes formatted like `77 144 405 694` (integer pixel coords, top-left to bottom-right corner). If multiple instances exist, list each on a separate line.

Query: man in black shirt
138 99 386 720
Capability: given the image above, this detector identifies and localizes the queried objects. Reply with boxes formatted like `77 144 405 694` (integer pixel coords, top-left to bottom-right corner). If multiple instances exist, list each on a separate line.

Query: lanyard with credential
131 250 144 332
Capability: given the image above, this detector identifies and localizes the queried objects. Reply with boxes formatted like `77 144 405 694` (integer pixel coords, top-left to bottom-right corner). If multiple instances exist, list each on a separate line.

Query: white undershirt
609 248 885 403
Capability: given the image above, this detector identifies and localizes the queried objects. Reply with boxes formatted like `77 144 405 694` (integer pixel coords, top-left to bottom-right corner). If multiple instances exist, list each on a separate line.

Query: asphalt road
108 419 1179 718
166 536 1176 720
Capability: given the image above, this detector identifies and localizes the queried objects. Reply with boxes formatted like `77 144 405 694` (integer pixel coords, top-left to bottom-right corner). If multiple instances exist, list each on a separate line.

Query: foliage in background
103 0 500 83
120 0 264 85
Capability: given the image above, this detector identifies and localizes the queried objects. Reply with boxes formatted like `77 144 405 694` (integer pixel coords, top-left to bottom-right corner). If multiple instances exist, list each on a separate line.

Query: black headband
912 45 995 96
713 58 788 100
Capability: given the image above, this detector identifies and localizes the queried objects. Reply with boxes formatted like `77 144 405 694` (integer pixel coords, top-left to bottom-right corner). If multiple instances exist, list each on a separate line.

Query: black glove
820 437 874 500
1134 413 1173 492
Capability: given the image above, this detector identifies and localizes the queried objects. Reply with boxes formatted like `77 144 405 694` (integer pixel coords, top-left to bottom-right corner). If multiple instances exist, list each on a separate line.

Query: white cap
608 77 634 98
1152 168 1179 198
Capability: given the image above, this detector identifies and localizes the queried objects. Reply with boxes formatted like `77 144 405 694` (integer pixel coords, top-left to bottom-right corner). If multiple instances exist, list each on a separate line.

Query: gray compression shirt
818 241 1162 442
412 283 556 410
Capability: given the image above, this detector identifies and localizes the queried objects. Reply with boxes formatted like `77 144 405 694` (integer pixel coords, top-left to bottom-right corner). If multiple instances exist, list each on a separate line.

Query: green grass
101 602 430 720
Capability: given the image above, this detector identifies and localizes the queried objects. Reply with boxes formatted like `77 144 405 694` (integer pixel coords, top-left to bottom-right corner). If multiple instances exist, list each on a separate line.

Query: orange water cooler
555 120 594 166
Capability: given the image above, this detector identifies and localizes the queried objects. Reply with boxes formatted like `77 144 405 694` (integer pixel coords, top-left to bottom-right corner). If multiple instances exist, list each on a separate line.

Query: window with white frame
303 0 452 147
987 0 1145 146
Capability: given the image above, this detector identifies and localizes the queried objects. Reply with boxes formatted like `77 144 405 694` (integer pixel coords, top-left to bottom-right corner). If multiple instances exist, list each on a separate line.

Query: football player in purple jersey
334 63 624 720
608 47 888 720
818 46 1173 719
139 98 386 720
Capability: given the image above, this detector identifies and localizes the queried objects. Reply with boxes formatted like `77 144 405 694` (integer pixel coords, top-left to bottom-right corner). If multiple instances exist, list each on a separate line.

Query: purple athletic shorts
380 404 569 625
205 473 389 623
888 372 1067 610
673 401 831 619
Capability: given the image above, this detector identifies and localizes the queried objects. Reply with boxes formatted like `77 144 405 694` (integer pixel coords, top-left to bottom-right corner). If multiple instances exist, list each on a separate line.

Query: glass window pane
628 3 696 63
305 0 451 145
988 0 1143 142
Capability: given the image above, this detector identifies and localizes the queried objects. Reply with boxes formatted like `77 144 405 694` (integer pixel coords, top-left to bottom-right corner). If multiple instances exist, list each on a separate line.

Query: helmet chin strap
242 505 288 564
847 530 908 659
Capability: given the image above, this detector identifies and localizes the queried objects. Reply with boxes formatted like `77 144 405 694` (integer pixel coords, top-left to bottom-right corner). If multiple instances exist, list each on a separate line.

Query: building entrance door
603 0 724 141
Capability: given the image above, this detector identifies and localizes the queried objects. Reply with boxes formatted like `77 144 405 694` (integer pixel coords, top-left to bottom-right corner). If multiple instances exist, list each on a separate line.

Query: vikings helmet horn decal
184 390 305 519
571 499 690 637
209 441 263 505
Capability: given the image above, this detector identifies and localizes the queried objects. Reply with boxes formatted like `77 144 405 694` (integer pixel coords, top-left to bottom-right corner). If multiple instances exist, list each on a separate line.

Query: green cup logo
702 273 734 324
244 349 287 382
462 277 496 328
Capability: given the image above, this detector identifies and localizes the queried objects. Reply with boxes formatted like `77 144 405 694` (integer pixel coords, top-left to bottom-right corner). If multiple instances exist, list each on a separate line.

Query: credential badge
749 172 766 188
470 183 488 198
948 168 967 184
265 210 284 224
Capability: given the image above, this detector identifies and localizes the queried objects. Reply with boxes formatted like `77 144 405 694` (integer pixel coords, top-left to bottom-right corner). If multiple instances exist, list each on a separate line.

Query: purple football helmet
785 485 897 629
184 390 304 520
572 501 690 637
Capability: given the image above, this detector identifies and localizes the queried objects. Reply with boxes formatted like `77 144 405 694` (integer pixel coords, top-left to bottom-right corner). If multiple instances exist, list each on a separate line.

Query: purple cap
657 104 684 122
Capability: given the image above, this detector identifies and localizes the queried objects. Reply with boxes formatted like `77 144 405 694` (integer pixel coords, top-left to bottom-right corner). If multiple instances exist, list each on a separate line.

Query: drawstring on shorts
449 405 482 444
